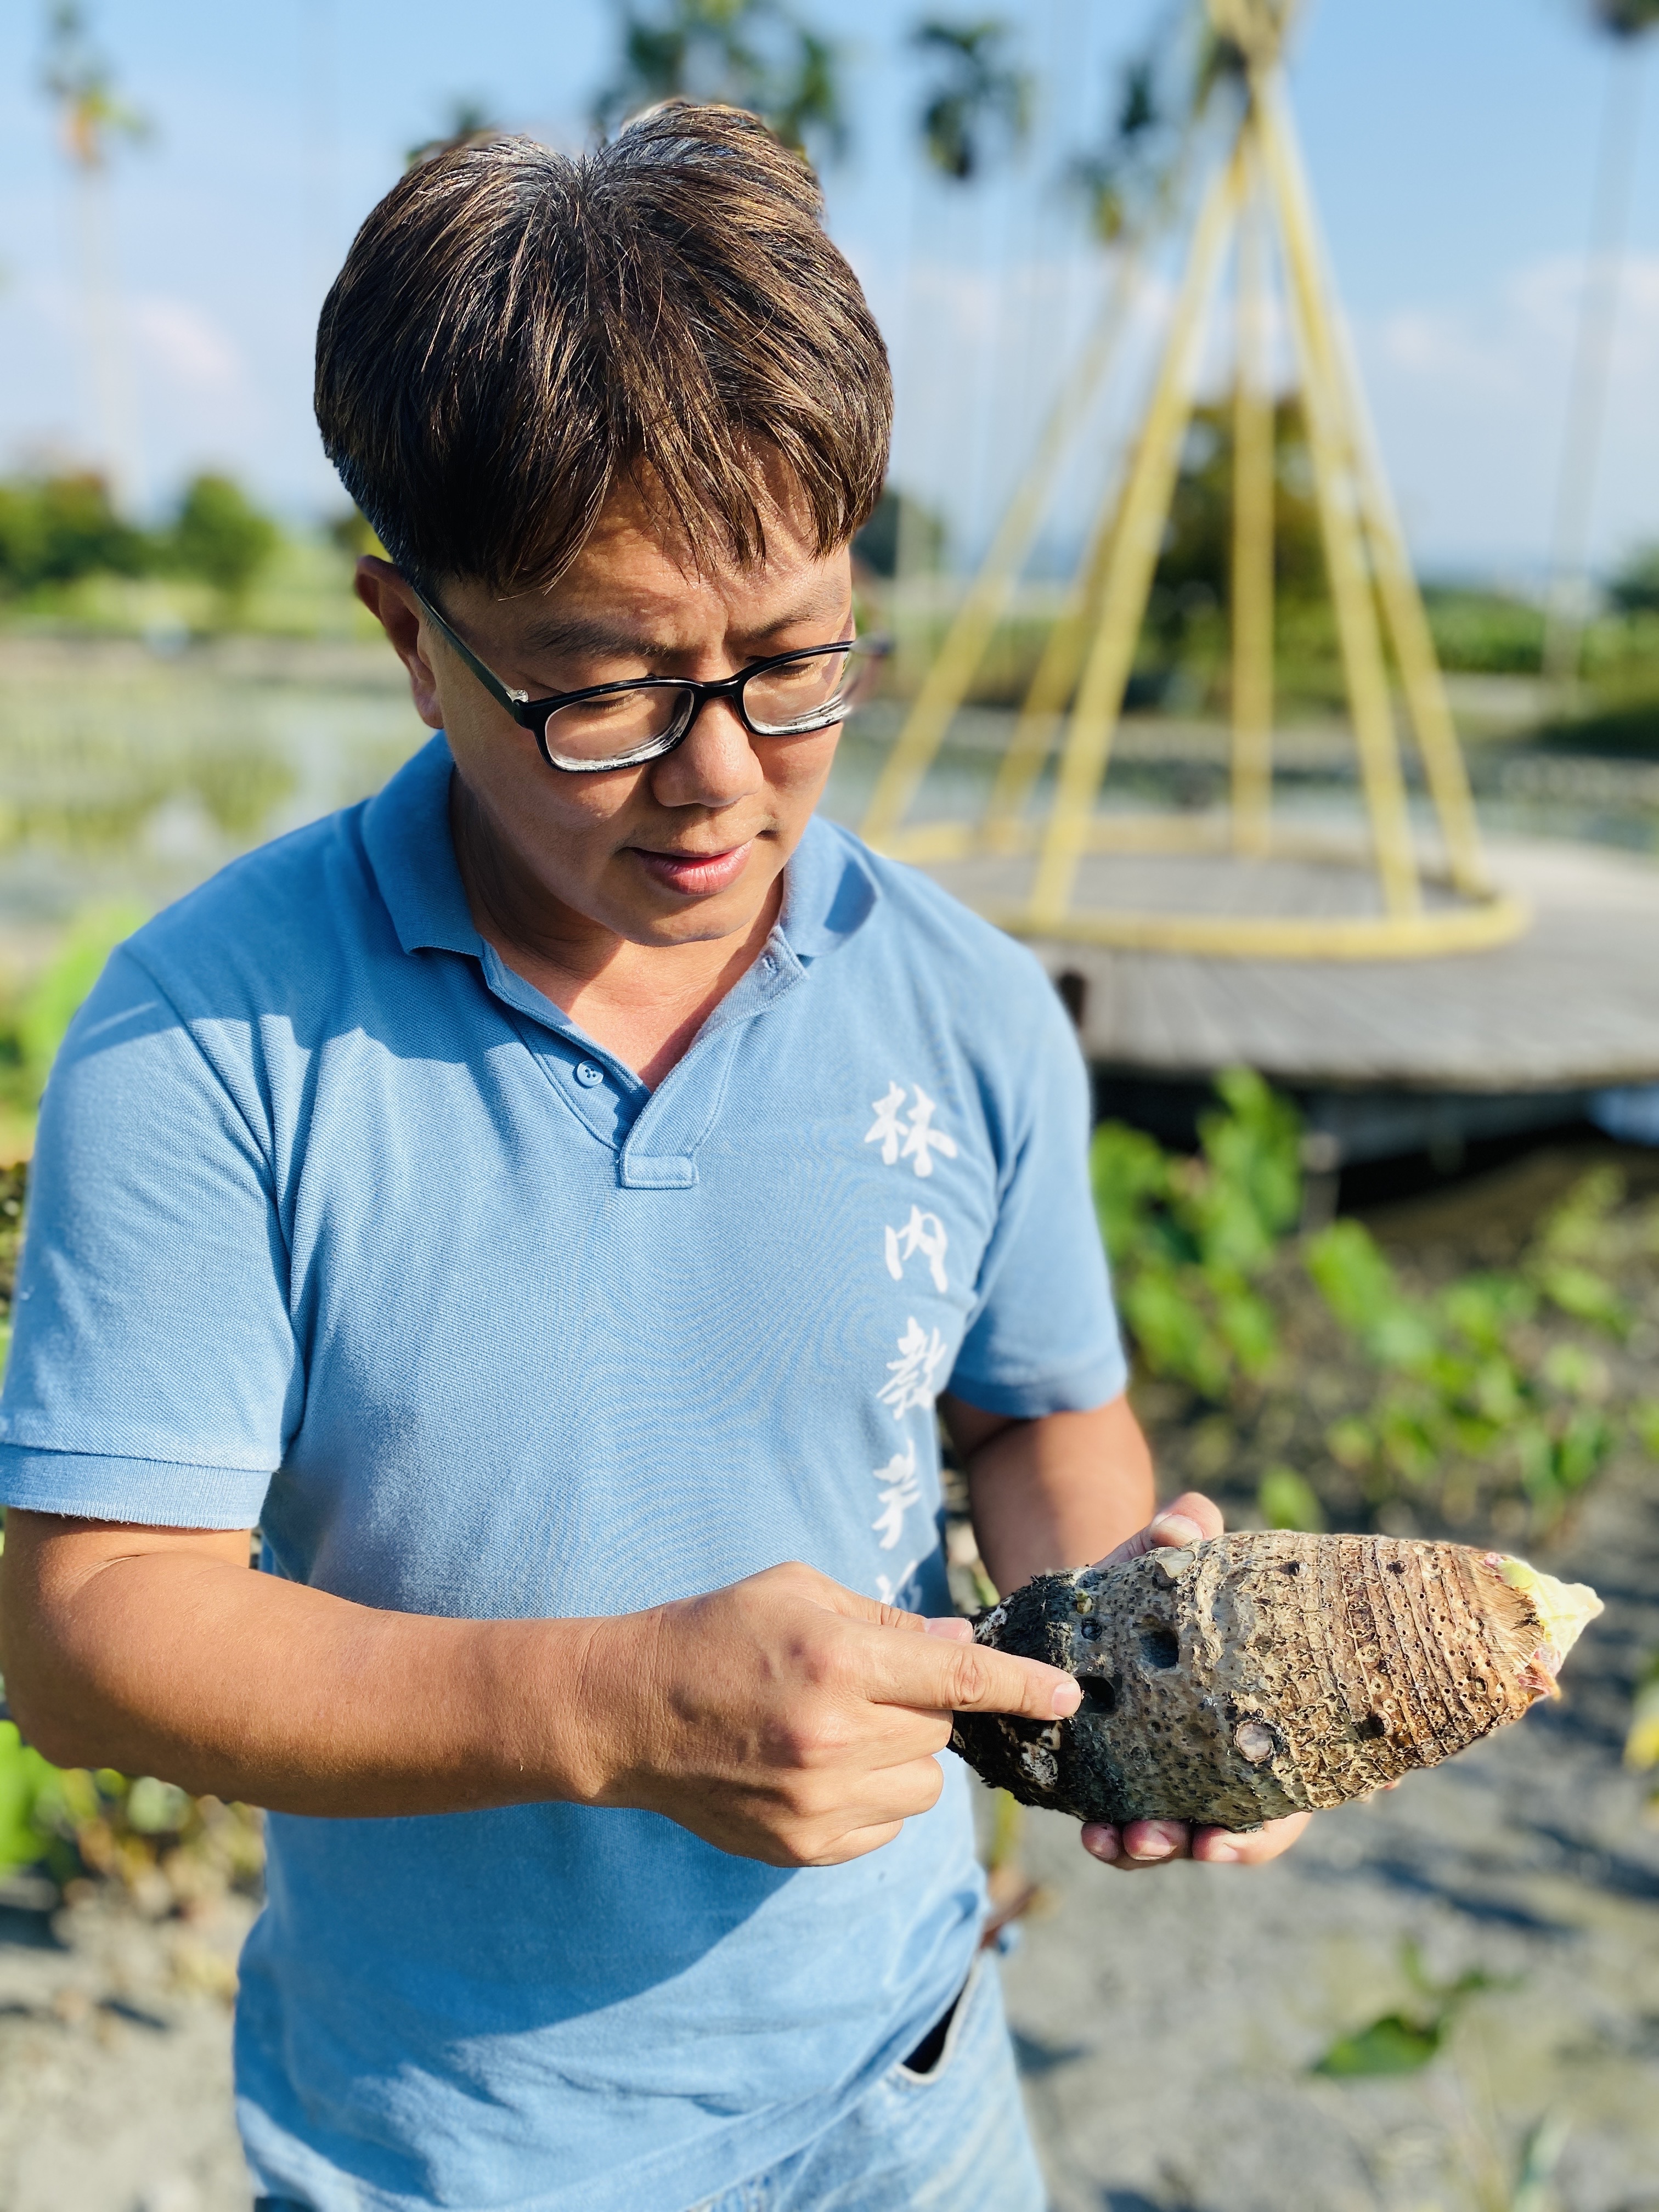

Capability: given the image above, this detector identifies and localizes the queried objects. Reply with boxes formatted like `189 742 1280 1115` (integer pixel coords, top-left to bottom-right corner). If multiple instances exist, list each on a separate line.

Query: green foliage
0 470 279 608
911 18 1032 183
592 0 846 160
1141 402 1327 704
0 1724 260 1901
164 473 278 601
1421 587 1546 675
1091 1066 1301 1400
0 902 146 1110
0 473 150 593
1313 2010 1446 2078
1258 1466 1324 1532
1097 1071 1659 1532
0 1721 58 1874
1312 1944 1501 2078
1302 1178 1636 1525
853 488 946 578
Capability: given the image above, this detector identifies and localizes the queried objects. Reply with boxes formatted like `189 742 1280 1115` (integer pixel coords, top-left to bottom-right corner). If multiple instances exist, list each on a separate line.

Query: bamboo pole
1028 146 1246 930
1231 142 1275 858
983 483 1122 846
1258 74 1488 897
1255 97 1420 918
859 245 1147 850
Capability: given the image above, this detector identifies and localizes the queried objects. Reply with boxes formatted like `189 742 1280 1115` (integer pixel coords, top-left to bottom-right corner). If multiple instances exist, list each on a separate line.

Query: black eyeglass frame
413 588 890 775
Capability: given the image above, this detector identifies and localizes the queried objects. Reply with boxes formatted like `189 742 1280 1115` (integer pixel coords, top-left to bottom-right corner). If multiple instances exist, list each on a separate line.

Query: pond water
0 634 1652 973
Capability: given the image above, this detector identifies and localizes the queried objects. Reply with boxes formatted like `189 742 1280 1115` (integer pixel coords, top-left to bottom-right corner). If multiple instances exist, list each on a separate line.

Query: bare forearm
952 1395 1155 1597
0 1523 612 1817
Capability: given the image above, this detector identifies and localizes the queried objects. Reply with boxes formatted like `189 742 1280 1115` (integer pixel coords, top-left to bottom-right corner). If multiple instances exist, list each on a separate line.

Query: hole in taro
1356 1712 1387 1740
1138 1627 1180 1671
1076 1673 1119 1715
1282 1560 1301 1576
1080 1618 1103 1643
1387 1561 1406 1575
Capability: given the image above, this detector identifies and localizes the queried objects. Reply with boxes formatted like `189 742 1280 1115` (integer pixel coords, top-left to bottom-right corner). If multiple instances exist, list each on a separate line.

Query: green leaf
0 1722 57 1875
1535 1262 1626 1335
1312 2012 1443 2077
1258 1466 1325 1532
1305 1222 1437 1369
1089 1121 1169 1264
1122 1267 1231 1400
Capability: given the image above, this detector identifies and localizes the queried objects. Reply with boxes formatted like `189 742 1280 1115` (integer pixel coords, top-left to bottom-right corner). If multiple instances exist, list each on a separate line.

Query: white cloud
128 297 244 392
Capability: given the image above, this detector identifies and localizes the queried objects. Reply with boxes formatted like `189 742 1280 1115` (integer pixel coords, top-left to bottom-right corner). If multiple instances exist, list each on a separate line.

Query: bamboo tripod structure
860 1 1529 961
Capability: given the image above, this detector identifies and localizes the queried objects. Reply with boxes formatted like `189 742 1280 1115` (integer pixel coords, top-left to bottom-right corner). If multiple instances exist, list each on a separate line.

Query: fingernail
1081 1824 1120 1860
1150 1513 1204 1546
1130 1822 1181 1860
1051 1678 1081 1717
1204 1842 1242 1864
924 1616 972 1641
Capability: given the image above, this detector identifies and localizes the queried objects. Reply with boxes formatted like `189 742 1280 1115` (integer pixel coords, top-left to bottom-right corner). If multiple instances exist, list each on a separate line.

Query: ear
356 556 444 730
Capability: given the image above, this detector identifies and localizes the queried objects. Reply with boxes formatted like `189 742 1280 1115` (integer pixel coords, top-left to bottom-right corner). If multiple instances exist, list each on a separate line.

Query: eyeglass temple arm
410 588 533 721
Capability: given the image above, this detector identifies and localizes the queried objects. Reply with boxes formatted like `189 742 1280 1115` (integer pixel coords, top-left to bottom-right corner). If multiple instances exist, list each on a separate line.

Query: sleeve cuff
0 1444 271 1529
944 1344 1129 1423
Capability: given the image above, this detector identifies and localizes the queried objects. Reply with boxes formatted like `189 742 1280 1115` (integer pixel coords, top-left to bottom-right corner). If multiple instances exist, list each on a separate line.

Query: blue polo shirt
0 735 1124 2212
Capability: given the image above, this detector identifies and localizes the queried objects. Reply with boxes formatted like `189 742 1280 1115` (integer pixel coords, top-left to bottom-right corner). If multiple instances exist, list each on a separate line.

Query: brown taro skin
950 1531 1553 1831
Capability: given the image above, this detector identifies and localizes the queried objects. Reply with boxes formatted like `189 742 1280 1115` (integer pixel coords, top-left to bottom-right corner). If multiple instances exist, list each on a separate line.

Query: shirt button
574 1062 605 1087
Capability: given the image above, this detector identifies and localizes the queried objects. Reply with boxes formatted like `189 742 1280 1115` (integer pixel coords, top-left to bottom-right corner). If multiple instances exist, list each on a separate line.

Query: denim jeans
255 1953 1046 2212
686 1951 1046 2212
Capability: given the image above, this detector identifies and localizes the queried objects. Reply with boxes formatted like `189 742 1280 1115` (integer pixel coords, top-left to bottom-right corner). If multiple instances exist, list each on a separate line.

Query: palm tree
1543 0 1659 689
591 0 845 163
41 2 150 501
910 18 1032 183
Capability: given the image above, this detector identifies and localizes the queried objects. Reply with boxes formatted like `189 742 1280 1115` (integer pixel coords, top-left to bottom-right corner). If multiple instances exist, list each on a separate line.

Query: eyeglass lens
541 641 883 768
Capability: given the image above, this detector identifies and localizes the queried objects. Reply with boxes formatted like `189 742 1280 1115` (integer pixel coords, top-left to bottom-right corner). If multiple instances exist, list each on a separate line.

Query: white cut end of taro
1496 1555 1603 1676
1234 1720 1276 1765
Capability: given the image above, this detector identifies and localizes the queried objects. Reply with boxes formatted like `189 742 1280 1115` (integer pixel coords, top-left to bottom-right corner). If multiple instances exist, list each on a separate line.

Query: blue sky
0 1 1655 579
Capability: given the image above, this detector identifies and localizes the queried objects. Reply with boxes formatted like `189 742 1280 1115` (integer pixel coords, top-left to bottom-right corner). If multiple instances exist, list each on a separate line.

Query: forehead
560 478 845 620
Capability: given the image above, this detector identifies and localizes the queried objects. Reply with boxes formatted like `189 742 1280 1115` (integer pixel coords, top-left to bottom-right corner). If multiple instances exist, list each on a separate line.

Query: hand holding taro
1065 1491 1312 1872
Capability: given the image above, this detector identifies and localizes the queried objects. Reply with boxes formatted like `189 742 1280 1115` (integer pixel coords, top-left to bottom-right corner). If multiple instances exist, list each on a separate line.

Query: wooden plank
923 838 1659 1091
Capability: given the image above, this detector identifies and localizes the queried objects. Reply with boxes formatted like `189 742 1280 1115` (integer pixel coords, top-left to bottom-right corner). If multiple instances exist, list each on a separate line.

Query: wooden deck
924 833 1659 1091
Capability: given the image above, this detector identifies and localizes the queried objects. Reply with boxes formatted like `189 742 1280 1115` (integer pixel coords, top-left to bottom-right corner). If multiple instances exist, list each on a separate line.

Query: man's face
365 483 854 952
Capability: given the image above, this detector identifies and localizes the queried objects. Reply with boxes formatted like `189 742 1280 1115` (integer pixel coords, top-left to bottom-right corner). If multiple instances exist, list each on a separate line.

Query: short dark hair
314 104 891 594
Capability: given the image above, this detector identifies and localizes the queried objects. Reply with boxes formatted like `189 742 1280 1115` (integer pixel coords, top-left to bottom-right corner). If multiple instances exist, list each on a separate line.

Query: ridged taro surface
950 1531 1579 1830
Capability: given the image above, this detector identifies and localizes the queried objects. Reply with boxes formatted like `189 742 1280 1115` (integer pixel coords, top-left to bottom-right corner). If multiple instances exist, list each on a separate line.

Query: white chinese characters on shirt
884 1205 949 1294
876 1316 951 1421
864 1082 959 1178
861 1076 963 1596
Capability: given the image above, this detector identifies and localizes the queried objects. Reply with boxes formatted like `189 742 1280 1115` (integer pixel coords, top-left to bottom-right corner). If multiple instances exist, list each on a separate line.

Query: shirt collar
360 731 881 966
361 734 482 958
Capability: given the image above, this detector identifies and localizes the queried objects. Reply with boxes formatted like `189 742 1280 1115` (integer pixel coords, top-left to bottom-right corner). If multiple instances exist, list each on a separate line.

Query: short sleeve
0 945 297 1527
946 983 1127 1419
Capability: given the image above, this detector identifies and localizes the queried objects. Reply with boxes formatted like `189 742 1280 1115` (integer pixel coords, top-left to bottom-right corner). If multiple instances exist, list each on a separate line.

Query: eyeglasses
414 589 891 775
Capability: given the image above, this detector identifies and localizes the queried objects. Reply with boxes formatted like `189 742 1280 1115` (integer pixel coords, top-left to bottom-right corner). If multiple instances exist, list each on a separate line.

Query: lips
631 840 753 896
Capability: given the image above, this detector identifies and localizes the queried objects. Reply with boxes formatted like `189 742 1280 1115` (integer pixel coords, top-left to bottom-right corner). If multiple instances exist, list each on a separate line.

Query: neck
449 777 782 1090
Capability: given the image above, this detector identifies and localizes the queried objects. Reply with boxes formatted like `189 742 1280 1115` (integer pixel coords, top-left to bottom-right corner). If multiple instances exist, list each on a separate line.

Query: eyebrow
513 583 853 665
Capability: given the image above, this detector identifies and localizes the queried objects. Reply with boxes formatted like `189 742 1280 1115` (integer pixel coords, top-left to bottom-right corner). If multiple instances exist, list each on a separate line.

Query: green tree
592 0 845 161
1607 540 1659 614
909 18 1031 183
1147 398 1323 654
406 97 500 168
0 471 148 592
166 473 278 601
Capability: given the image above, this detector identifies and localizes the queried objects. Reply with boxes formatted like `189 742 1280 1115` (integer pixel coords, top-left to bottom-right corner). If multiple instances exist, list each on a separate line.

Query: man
0 106 1303 2212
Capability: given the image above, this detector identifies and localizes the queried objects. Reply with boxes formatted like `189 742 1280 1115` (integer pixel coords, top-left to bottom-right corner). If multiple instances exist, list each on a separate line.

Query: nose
647 691 764 812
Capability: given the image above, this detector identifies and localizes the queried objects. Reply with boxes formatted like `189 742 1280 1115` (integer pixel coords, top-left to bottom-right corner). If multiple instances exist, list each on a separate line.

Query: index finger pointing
865 1625 1081 1723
